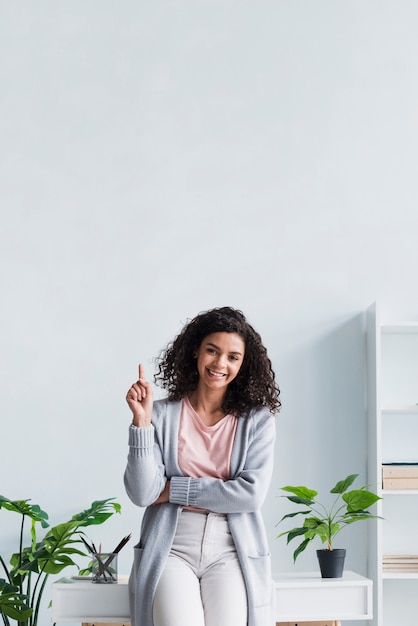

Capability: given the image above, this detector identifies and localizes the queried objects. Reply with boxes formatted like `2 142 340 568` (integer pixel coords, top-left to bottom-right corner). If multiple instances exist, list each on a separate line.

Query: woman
124 306 280 626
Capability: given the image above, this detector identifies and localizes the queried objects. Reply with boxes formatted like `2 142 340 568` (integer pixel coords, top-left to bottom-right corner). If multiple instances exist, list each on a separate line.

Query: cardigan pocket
247 553 271 607
129 544 144 593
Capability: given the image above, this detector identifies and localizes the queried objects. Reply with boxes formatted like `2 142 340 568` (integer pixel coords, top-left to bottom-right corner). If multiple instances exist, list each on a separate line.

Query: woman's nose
215 354 227 368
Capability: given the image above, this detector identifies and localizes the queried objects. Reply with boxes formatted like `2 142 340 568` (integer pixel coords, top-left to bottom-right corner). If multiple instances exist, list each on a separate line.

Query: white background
1 2 418 625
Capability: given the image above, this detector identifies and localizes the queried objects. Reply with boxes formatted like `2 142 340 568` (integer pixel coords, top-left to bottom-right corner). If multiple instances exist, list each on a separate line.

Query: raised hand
126 364 154 427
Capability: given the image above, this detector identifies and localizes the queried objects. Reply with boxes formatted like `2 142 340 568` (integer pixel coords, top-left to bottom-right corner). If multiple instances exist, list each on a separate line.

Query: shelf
382 324 418 334
367 303 418 626
382 489 418 495
382 406 418 414
383 572 418 580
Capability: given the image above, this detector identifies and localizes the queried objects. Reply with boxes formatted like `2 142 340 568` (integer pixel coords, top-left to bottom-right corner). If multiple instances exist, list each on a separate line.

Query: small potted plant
277 473 381 577
0 495 121 626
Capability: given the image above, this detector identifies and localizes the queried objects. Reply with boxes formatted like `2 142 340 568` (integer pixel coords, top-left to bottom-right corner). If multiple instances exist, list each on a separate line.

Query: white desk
273 571 372 622
52 570 372 623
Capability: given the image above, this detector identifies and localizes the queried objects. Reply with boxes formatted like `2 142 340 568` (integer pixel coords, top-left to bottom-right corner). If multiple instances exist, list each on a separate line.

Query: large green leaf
303 517 324 529
71 499 121 526
281 486 317 501
23 532 85 576
0 579 33 621
303 521 330 542
292 537 312 562
330 474 359 494
10 547 29 570
0 497 49 528
342 511 378 524
47 521 78 543
285 495 316 506
342 489 381 511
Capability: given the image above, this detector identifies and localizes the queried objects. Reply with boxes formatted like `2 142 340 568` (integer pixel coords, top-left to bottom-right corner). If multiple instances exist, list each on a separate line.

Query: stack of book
382 463 418 489
383 555 418 572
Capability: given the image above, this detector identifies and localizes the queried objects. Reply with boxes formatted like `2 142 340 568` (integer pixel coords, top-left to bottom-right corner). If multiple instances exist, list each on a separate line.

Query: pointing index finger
138 363 145 381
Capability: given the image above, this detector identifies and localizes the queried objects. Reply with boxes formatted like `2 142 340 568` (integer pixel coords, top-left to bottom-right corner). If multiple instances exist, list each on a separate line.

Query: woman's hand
126 363 154 427
152 480 170 505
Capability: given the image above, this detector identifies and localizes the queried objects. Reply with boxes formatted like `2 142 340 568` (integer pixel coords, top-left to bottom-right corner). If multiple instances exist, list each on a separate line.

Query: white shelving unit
366 303 418 626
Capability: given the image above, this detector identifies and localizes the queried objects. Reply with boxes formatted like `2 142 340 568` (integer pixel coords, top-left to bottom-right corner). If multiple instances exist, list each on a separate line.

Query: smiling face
195 331 245 392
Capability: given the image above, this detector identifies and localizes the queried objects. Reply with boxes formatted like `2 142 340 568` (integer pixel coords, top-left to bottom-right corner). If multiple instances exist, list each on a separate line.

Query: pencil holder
92 552 118 583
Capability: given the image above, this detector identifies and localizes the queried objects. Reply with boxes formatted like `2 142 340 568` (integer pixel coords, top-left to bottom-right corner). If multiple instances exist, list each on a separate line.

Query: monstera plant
0 495 121 626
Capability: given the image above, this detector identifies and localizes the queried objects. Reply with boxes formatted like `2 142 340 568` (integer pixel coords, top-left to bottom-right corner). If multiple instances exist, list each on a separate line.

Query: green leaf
42 555 79 575
48 521 78 542
71 498 121 526
342 511 379 524
303 517 323 529
0 496 49 526
330 474 359 494
281 486 317 501
277 526 306 542
78 567 93 577
18 558 39 574
0 579 33 621
24 538 85 576
277 510 312 524
285 495 316 506
293 537 312 562
286 527 309 543
303 522 325 540
342 489 381 511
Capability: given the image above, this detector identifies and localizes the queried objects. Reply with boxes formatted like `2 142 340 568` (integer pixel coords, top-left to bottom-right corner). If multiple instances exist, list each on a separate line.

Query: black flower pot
316 548 346 578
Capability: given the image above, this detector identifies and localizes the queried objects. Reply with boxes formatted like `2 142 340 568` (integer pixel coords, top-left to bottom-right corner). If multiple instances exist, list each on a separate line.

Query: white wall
1 2 418 625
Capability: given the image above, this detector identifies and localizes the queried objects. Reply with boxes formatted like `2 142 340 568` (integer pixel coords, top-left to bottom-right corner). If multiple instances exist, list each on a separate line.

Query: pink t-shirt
178 397 238 481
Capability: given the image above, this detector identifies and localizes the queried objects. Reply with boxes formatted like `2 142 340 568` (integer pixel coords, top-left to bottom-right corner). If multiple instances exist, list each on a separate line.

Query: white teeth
208 369 225 377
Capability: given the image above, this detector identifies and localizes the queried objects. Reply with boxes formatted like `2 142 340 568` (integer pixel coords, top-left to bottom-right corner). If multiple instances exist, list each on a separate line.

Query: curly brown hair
154 306 281 416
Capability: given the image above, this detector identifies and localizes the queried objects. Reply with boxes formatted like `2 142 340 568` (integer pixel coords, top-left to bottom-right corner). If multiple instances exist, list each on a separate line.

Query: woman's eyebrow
205 341 243 356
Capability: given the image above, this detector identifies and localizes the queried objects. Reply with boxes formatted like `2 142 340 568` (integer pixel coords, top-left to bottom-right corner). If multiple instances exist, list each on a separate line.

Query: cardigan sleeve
169 409 276 513
123 424 167 507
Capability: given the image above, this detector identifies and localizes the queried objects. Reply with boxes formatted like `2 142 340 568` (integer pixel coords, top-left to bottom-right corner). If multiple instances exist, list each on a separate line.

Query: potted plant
0 495 121 626
277 473 381 577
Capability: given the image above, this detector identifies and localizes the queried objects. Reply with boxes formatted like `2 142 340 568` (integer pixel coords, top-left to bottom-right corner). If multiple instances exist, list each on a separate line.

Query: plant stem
25 572 32 625
18 515 25 596
31 573 48 626
0 555 11 584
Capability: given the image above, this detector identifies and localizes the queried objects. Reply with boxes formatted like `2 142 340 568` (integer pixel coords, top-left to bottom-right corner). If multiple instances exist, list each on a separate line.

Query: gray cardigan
124 398 276 626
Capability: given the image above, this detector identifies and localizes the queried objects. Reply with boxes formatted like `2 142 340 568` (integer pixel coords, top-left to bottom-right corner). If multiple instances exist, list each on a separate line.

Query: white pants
153 509 248 626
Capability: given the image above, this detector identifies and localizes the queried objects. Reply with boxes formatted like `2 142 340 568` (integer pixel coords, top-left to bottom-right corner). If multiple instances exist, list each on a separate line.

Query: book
383 477 418 489
383 556 418 561
383 555 418 561
382 555 418 571
382 464 418 479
